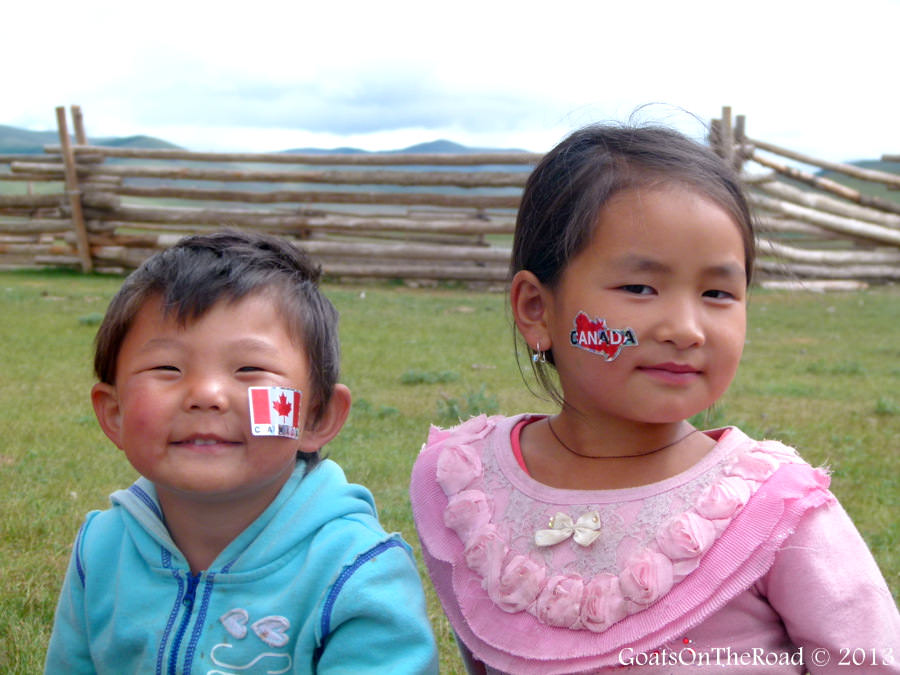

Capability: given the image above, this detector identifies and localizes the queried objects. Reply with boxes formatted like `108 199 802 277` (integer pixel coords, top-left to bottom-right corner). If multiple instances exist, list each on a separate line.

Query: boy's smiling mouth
172 435 241 449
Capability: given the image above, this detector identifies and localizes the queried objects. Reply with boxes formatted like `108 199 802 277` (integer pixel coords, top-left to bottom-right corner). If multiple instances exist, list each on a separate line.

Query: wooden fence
711 106 900 290
2 105 898 288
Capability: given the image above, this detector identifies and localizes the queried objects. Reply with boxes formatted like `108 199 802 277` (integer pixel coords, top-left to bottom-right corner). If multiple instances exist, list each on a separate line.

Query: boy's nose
184 376 230 411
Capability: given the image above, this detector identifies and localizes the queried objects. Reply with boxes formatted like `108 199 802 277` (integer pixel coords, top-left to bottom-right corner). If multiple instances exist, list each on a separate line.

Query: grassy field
0 270 898 673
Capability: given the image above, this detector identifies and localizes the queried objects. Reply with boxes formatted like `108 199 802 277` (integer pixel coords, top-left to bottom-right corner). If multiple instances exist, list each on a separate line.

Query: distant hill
92 135 182 151
816 159 900 205
818 159 900 175
0 125 62 154
391 139 527 154
0 123 527 158
0 125 182 154
280 138 528 156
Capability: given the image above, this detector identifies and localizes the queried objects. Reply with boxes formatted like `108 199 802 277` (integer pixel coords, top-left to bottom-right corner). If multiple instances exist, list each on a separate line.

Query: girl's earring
532 342 547 364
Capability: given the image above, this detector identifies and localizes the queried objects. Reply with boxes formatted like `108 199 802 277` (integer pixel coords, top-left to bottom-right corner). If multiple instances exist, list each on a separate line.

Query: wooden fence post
733 114 746 172
55 105 93 272
720 106 734 166
70 105 88 145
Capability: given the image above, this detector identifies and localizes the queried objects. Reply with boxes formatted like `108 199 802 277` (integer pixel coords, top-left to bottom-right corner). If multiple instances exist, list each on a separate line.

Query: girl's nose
655 299 705 349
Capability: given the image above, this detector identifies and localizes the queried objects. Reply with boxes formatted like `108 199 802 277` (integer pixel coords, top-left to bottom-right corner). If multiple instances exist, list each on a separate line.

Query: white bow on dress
534 511 602 547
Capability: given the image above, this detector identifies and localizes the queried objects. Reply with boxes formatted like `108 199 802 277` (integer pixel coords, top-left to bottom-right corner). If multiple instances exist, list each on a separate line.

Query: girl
410 125 900 674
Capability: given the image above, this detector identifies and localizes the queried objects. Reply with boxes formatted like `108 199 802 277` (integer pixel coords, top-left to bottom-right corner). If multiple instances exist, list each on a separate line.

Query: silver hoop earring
532 342 547 364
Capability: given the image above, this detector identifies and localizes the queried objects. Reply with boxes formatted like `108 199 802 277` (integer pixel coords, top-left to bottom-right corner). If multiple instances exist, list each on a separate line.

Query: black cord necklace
546 418 699 460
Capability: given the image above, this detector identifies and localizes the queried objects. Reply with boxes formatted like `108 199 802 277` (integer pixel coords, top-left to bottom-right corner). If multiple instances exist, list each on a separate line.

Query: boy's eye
152 365 180 372
619 284 655 295
237 366 265 373
703 289 735 300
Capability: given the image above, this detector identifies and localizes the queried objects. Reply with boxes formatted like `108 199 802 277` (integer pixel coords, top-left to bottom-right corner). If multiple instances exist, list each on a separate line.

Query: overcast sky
4 0 898 162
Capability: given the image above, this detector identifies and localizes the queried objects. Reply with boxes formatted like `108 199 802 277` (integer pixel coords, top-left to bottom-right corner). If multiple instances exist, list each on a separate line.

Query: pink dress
410 414 900 674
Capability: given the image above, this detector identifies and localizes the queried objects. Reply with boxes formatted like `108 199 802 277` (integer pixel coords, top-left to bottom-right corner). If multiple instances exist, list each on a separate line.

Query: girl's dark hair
511 124 755 400
94 230 340 434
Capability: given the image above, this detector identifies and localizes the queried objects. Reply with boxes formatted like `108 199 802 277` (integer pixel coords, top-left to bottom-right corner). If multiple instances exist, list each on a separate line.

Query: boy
45 231 438 674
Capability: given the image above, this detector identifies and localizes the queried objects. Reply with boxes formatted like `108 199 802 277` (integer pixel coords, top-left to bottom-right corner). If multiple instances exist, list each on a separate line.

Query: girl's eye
703 289 735 300
237 366 267 373
619 284 655 295
152 365 180 372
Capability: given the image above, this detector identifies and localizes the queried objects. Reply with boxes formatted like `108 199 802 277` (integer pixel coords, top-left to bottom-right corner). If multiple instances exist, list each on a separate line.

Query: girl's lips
644 362 700 374
639 363 702 384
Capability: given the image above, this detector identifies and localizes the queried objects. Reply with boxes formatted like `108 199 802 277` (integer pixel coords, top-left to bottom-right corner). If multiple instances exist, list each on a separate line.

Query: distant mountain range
283 139 529 155
0 125 182 154
0 124 525 156
2 124 896 203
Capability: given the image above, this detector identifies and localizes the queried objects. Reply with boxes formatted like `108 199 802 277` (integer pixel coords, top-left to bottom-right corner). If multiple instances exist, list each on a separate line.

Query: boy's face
92 292 326 509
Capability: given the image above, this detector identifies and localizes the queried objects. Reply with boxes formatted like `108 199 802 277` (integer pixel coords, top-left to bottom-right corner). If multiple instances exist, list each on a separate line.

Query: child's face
92 292 318 507
545 184 747 425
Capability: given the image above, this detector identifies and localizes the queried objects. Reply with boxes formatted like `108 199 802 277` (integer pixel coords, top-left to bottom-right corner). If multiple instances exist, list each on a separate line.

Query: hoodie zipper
168 571 201 674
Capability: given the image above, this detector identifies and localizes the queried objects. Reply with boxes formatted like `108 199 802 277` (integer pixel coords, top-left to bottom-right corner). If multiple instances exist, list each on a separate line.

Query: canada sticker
248 386 302 439
569 311 638 362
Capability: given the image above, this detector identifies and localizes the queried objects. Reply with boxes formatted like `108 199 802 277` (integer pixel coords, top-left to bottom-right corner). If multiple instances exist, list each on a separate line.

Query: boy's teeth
193 439 217 445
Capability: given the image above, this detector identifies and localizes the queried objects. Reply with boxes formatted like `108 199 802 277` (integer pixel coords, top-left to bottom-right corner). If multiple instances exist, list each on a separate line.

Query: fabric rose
463 524 508 584
436 442 483 495
429 414 495 450
534 575 584 628
444 490 492 543
580 573 628 633
810 467 831 490
761 440 799 464
656 511 717 560
619 548 673 606
488 554 546 613
727 449 780 482
695 475 752 520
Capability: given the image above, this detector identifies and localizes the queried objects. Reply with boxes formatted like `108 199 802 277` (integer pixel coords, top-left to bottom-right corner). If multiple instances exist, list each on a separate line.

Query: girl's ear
91 382 125 449
510 270 553 352
298 384 351 455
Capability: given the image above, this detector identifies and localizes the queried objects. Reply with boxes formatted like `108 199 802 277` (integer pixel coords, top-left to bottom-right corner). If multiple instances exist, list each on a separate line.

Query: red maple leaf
272 392 292 419
573 312 619 360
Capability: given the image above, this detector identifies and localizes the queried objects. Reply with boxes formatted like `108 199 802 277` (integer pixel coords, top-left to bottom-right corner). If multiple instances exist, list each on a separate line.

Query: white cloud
3 0 898 160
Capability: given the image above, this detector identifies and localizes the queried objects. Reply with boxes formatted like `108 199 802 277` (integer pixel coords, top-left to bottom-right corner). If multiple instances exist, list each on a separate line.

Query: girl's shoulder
410 418 833 673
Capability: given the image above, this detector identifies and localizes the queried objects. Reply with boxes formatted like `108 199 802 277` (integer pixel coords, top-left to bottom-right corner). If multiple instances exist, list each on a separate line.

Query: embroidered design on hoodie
209 609 292 674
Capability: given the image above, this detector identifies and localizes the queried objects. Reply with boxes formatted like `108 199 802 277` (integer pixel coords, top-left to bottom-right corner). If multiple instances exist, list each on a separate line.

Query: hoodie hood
111 459 377 576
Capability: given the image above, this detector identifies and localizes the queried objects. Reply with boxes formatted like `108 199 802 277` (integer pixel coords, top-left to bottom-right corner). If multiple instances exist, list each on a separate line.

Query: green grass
1 271 899 673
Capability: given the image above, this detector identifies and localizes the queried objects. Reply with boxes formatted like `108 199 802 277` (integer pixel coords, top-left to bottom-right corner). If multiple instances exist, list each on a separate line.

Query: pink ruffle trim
410 415 834 674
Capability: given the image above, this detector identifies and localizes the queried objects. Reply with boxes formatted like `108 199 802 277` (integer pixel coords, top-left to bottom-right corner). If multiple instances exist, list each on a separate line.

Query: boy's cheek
117 395 170 441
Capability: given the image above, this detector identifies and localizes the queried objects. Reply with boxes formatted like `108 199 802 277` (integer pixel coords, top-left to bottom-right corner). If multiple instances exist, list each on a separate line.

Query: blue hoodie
45 460 438 674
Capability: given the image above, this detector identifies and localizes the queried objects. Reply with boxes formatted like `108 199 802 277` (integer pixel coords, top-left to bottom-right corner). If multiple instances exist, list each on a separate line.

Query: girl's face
543 184 748 426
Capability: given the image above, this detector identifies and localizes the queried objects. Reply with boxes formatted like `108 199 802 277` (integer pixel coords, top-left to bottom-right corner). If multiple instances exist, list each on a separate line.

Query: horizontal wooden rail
12 161 530 188
96 185 521 209
747 137 900 188
758 238 900 265
0 193 64 208
749 193 900 246
44 144 543 166
78 199 515 234
756 259 900 280
749 150 900 216
754 179 900 228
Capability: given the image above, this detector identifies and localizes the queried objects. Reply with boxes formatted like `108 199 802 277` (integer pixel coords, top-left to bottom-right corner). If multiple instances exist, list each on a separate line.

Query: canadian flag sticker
569 311 638 362
248 386 302 439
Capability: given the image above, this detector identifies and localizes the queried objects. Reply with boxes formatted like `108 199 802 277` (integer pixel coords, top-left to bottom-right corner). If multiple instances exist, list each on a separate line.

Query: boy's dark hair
94 230 340 430
511 123 755 400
